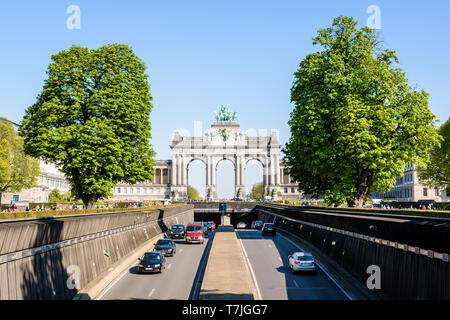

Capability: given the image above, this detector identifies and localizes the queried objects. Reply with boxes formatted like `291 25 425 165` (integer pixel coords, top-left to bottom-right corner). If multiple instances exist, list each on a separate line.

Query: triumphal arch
169 106 284 200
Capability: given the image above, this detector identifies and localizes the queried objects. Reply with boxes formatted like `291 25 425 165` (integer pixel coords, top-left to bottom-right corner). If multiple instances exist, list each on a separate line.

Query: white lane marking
278 233 353 300
95 261 138 300
179 249 183 253
168 263 172 269
148 288 155 297
293 280 299 287
268 244 272 248
236 232 262 300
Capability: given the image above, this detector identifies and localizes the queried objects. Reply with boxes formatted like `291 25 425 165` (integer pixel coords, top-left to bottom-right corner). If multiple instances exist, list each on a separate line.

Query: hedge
0 203 187 220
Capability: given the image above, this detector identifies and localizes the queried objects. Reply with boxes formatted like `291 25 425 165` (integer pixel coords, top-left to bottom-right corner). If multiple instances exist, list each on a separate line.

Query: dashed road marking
168 263 172 269
148 289 155 297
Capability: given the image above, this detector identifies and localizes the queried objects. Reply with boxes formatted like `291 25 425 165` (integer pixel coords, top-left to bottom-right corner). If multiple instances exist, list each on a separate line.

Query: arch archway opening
216 159 235 200
246 159 264 201
187 160 206 200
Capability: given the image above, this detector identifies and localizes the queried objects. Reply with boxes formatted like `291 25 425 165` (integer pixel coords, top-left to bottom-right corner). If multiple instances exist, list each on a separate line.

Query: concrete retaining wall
0 205 194 300
257 206 450 299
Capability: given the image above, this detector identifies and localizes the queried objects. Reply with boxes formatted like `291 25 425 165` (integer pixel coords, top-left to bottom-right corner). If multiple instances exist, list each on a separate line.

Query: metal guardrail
0 210 190 265
259 209 449 262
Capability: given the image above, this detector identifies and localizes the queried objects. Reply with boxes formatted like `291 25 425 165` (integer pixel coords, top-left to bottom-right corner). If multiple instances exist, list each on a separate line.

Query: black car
262 223 276 236
153 238 176 256
137 251 166 273
170 224 186 239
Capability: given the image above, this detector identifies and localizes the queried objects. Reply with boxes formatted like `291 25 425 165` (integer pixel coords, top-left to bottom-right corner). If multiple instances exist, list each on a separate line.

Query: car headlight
186 236 191 239
198 236 203 239
168 248 173 252
154 264 160 267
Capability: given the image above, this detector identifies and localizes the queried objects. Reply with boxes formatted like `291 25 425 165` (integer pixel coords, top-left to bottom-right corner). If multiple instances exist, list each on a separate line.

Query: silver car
288 252 317 274
236 222 247 229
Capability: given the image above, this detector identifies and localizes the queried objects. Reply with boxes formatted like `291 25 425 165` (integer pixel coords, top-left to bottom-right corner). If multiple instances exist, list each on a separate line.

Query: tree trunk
348 170 374 208
82 196 98 210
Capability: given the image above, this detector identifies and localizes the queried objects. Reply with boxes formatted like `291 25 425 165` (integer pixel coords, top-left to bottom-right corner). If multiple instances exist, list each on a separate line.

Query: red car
185 222 205 244
207 221 216 231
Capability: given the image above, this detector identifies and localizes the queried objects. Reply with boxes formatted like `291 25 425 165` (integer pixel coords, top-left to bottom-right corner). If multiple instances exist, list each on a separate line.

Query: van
185 222 205 244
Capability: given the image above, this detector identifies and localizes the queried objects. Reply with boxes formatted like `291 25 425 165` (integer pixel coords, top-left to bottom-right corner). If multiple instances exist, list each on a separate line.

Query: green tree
48 189 76 203
249 182 264 200
188 185 200 200
283 16 441 207
418 117 449 190
0 118 40 207
19 44 155 209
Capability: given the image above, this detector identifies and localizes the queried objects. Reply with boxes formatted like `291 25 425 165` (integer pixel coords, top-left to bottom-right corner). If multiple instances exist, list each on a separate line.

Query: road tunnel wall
257 206 450 300
0 205 194 300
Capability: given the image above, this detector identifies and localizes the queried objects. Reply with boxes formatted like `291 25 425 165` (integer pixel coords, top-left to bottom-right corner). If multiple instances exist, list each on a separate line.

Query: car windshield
172 225 184 230
265 224 273 228
143 253 161 261
187 226 202 232
157 239 172 246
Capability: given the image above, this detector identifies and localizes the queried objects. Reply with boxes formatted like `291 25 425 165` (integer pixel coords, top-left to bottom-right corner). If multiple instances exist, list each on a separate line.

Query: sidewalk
199 225 255 300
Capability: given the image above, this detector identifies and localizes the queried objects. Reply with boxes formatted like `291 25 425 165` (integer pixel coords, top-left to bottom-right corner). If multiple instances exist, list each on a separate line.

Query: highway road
96 234 213 300
236 229 350 300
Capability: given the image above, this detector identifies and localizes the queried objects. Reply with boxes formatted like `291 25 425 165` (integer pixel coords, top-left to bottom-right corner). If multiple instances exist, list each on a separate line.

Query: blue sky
1 1 449 198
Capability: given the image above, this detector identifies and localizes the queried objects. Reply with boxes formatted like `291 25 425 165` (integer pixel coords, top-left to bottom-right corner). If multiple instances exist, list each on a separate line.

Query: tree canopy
249 182 264 200
19 44 155 209
48 189 76 203
283 16 441 207
0 118 40 206
188 185 200 200
418 117 449 190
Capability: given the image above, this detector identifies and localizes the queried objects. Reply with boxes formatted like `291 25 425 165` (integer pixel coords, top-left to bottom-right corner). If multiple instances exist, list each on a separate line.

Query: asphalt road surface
236 229 350 300
96 235 212 300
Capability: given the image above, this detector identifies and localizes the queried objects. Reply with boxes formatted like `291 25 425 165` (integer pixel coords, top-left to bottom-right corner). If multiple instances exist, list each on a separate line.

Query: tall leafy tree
0 118 40 207
20 44 155 209
283 16 441 207
249 182 264 200
417 117 449 190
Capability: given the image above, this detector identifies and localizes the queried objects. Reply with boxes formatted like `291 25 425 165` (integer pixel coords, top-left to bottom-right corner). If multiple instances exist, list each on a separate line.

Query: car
261 223 276 235
202 222 209 235
236 222 247 229
186 222 205 244
207 221 216 231
288 252 317 274
153 238 176 256
251 220 264 229
170 224 185 239
137 251 166 273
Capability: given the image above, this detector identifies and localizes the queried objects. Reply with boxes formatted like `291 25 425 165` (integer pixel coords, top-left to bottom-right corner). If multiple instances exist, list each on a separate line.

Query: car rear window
299 256 314 261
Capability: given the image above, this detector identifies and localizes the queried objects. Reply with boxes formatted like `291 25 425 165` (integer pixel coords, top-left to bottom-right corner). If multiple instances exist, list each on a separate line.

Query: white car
236 222 247 229
288 252 317 274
